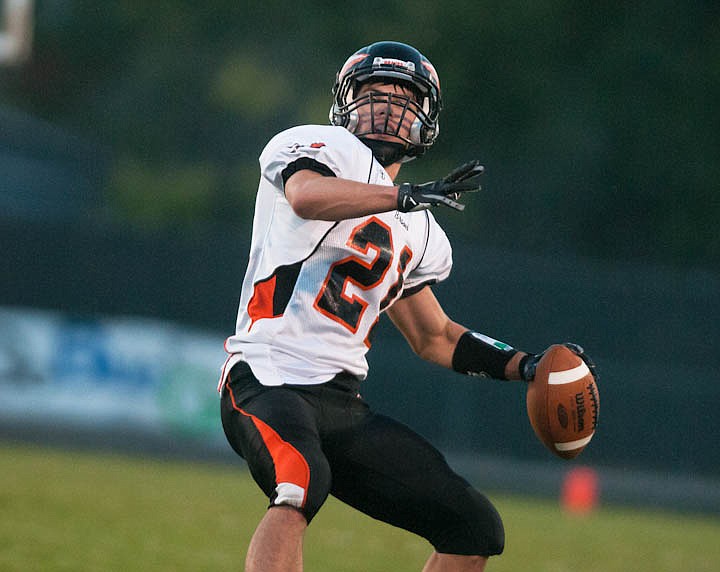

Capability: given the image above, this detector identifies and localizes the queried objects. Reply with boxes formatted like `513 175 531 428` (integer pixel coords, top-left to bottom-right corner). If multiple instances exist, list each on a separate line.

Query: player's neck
385 163 401 181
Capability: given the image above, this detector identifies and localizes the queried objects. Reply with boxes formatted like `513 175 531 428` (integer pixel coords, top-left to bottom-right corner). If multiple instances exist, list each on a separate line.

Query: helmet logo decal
373 57 415 72
421 61 440 89
339 53 370 78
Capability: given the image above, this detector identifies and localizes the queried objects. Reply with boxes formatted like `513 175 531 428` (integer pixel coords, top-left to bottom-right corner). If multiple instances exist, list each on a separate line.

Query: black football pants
220 361 505 556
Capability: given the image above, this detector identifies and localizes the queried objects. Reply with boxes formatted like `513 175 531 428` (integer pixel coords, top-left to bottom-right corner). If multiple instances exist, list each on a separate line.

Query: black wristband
451 331 518 380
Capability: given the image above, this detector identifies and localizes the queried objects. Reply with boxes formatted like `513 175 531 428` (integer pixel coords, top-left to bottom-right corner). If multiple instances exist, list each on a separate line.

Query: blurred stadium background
1 0 719 532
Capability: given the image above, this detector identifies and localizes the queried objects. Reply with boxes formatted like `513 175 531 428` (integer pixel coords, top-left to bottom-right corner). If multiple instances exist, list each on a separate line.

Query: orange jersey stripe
247 275 278 329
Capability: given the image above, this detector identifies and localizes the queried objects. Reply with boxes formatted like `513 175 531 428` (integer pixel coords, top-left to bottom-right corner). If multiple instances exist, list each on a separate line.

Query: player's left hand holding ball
520 343 598 383
522 343 600 459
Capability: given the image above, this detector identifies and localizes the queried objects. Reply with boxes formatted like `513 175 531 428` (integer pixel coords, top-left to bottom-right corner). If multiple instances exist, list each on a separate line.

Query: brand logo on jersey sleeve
288 142 327 153
393 211 409 231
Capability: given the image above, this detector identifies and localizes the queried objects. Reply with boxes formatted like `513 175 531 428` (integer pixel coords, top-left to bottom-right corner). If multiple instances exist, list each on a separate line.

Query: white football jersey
221 124 452 387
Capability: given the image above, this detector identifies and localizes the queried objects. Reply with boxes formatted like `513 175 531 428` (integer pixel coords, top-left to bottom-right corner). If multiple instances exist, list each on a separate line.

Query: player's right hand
397 160 484 212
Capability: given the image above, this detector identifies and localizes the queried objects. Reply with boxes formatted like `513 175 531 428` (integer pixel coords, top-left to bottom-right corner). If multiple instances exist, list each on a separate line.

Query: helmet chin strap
359 138 410 167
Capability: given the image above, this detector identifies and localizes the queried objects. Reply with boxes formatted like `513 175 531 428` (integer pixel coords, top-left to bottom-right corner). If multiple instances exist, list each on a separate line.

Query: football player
219 41 594 572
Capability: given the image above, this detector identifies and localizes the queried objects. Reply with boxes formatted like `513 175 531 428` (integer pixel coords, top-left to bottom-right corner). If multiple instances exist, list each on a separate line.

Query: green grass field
1 442 718 572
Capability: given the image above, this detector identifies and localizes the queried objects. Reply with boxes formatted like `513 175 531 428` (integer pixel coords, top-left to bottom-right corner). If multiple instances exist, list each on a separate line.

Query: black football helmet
330 41 442 166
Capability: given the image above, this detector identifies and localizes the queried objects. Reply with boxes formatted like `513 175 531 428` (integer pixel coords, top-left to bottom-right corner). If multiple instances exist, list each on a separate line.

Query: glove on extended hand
520 343 599 382
397 160 484 212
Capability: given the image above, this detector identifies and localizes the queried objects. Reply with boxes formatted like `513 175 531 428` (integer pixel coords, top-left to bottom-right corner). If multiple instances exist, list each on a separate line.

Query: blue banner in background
2 305 720 514
0 307 225 438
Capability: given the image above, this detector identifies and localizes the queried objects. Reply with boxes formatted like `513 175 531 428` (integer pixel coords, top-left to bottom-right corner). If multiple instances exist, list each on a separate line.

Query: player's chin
364 132 407 145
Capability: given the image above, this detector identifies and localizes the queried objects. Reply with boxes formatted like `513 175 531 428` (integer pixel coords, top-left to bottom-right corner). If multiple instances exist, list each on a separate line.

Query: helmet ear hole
329 103 358 133
409 119 423 146
345 109 359 133
425 122 438 144
409 120 437 146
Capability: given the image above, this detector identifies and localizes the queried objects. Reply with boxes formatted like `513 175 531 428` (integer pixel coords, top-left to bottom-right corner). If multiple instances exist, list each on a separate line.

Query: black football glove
397 160 484 212
520 343 599 383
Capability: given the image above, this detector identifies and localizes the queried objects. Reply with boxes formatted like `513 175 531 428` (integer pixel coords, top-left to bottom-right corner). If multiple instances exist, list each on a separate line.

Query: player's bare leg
245 506 307 572
422 552 488 572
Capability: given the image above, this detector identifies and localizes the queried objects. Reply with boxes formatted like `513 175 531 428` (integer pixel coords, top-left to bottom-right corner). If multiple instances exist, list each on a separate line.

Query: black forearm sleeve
451 331 518 380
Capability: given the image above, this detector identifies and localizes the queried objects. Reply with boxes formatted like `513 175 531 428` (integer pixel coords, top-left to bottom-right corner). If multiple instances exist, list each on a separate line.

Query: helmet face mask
330 42 442 165
342 83 426 139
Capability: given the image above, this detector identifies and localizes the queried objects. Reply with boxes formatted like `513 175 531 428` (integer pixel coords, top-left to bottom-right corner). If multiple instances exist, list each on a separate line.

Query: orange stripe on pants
228 385 310 507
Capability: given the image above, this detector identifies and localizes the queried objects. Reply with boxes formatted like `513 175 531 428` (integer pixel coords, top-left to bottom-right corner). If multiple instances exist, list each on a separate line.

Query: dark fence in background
3 106 717 477
3 218 718 478
0 106 108 221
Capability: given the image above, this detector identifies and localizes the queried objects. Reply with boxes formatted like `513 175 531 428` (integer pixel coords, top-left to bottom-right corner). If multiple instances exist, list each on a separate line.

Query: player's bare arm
285 160 485 221
284 169 399 220
386 286 465 368
387 286 527 379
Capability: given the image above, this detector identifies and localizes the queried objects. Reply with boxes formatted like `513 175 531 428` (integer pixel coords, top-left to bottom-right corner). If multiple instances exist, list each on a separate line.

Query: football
526 345 600 459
